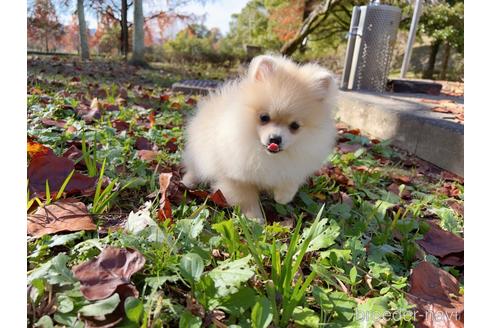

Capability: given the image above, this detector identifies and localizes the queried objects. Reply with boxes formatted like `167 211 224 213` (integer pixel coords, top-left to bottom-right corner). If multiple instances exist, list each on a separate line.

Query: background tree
418 0 464 79
130 0 146 65
76 0 90 59
28 0 64 52
59 14 80 52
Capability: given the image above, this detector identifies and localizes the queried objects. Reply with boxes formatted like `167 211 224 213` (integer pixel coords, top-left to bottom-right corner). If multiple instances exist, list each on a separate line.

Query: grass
27 56 464 327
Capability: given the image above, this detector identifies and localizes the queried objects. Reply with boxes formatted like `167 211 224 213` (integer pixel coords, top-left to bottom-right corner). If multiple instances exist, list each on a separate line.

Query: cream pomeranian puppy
182 55 337 223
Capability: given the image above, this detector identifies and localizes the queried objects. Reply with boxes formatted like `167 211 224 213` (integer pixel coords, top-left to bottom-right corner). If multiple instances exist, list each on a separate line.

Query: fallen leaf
134 137 154 150
102 103 119 111
338 142 362 154
27 199 96 237
447 200 464 217
185 98 197 106
137 150 159 162
438 182 461 198
111 119 130 132
416 223 464 266
27 141 54 159
391 174 412 185
149 111 156 128
431 107 453 114
170 102 181 110
160 94 170 102
81 284 139 328
387 183 411 199
83 98 102 123
164 138 178 153
158 173 173 221
72 247 145 301
40 118 67 128
188 189 228 208
209 189 228 208
27 154 97 198
406 261 464 327
345 128 360 135
441 171 464 184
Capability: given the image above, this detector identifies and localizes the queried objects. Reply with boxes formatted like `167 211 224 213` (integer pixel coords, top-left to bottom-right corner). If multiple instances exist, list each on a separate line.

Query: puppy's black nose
269 135 282 145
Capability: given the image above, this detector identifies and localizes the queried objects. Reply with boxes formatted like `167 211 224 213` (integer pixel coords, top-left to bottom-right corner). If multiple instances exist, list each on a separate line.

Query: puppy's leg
273 181 299 205
213 179 264 224
182 169 198 189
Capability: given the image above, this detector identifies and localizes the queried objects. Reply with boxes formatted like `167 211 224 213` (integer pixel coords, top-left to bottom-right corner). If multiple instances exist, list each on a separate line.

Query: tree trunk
130 0 146 66
45 30 49 52
77 0 90 60
280 0 338 56
439 42 451 80
121 0 129 59
423 41 441 79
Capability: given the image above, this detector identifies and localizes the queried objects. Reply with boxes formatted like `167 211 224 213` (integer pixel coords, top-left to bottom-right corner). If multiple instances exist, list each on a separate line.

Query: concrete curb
336 90 464 176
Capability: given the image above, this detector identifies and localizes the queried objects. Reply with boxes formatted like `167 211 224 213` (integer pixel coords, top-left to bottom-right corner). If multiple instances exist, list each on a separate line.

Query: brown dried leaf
82 284 139 328
72 247 145 301
83 98 102 123
137 150 159 162
158 173 173 222
134 136 154 150
338 142 362 154
41 118 67 128
416 223 464 266
27 199 96 237
111 119 130 132
407 262 464 328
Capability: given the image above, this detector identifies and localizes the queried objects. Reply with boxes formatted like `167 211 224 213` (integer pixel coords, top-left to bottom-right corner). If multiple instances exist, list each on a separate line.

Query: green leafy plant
238 205 335 327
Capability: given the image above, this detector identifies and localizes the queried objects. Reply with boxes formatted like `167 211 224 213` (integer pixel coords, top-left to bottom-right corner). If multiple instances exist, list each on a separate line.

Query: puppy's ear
310 69 338 101
249 55 276 82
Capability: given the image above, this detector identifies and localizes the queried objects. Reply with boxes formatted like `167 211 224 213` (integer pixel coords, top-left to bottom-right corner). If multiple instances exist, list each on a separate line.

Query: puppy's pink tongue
267 143 279 152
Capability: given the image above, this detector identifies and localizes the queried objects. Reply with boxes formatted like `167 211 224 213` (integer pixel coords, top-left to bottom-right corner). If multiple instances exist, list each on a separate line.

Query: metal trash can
341 2 401 92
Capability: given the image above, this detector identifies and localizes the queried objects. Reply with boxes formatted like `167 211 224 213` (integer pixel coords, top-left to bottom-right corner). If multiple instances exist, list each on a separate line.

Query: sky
61 0 249 35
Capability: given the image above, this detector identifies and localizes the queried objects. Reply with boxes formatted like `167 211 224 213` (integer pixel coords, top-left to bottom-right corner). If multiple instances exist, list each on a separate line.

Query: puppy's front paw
182 172 197 189
274 188 297 205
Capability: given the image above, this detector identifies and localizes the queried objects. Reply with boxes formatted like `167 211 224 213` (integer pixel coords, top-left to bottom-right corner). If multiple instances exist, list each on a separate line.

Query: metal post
400 0 423 78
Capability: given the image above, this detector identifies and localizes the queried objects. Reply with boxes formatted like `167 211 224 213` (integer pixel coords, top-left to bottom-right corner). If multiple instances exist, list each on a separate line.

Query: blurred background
27 0 463 81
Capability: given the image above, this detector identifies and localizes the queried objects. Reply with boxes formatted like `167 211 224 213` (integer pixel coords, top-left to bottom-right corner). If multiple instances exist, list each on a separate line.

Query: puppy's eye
290 122 300 131
259 114 270 124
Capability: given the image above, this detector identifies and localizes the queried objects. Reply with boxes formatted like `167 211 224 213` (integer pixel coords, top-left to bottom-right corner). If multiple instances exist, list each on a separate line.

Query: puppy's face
243 55 336 155
255 108 303 154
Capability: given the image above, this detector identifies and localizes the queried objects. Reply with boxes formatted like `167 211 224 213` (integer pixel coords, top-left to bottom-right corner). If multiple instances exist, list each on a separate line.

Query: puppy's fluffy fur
182 55 337 223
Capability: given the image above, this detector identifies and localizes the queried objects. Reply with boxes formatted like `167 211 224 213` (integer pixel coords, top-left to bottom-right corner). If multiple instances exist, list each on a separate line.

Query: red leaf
210 189 228 207
345 128 360 135
134 137 154 150
27 155 97 198
164 138 178 153
149 111 156 128
417 223 464 266
185 97 197 106
112 119 130 132
406 262 464 327
27 141 54 159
